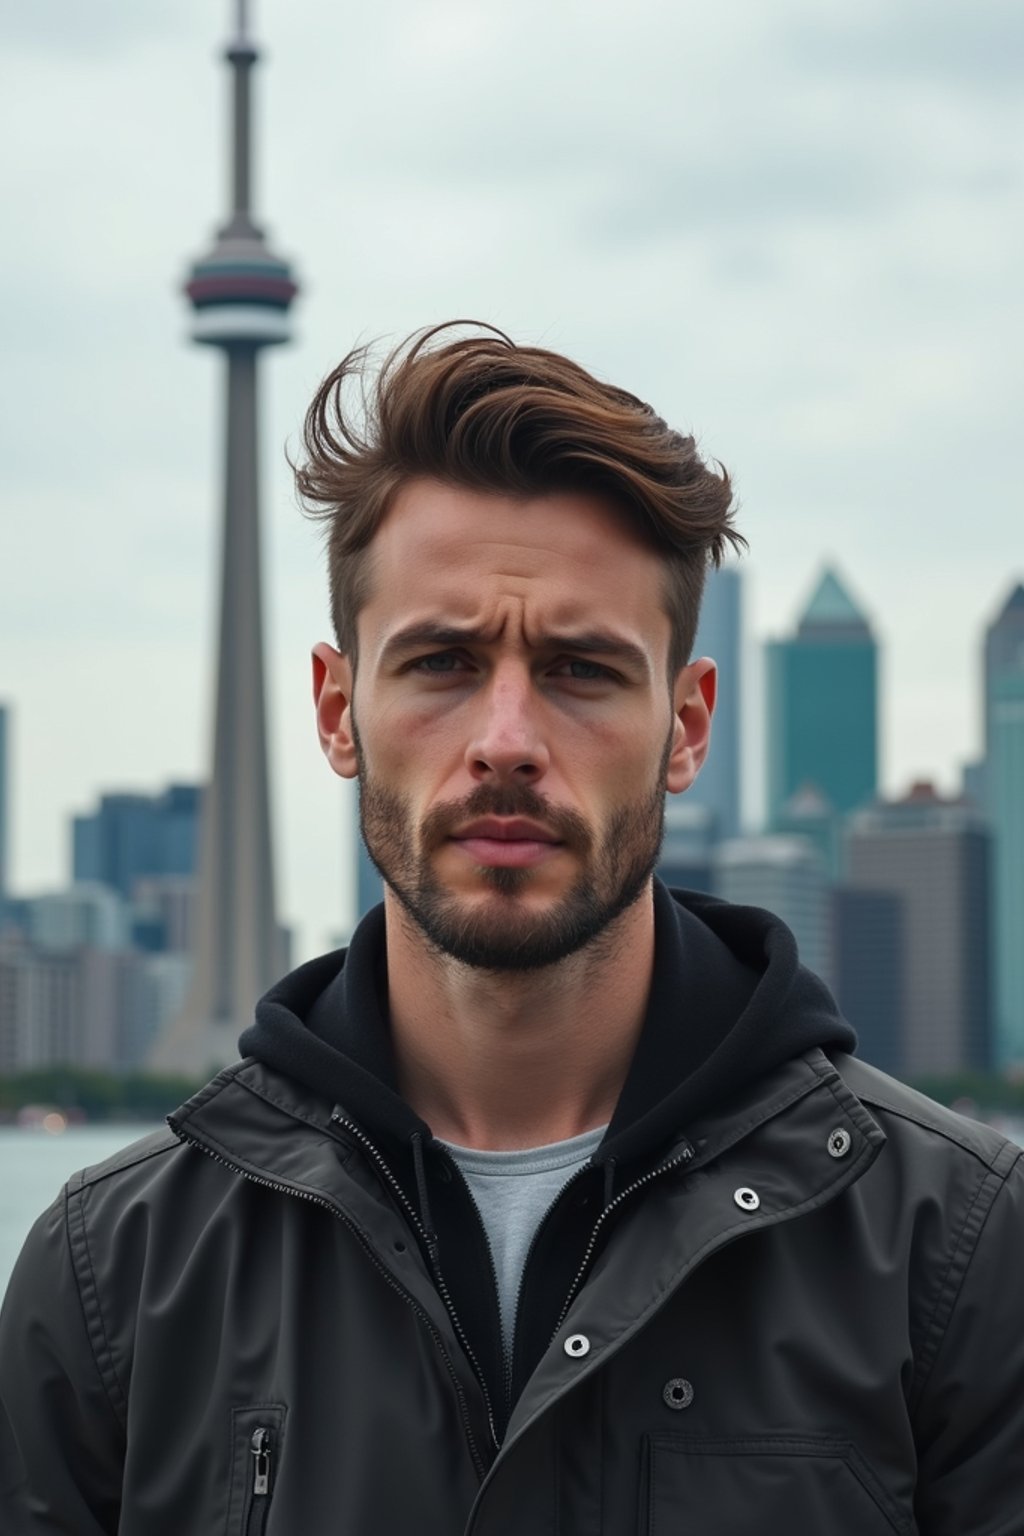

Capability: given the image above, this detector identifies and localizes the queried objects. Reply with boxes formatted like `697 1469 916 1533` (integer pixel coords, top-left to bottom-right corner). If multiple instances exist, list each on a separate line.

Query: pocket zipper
247 1427 273 1534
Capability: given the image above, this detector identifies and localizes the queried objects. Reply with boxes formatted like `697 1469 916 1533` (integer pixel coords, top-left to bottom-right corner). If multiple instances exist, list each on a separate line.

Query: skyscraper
0 704 8 901
830 887 904 1077
846 784 992 1078
766 568 878 831
73 785 200 902
985 582 1024 1067
684 564 742 840
153 2 297 1073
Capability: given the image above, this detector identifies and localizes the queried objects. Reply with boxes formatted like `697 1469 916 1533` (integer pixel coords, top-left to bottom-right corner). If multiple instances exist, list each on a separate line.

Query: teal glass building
986 583 1024 1068
766 569 878 830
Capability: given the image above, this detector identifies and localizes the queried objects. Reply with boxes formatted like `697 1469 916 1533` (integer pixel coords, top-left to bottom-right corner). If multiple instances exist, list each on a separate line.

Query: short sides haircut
294 322 744 672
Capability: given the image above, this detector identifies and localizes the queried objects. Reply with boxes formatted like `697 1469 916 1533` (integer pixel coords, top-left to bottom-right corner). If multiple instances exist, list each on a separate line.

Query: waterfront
0 1123 162 1297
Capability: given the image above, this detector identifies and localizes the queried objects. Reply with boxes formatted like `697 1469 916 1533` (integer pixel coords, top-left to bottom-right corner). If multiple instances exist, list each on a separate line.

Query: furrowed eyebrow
379 624 484 665
379 622 651 676
543 631 651 675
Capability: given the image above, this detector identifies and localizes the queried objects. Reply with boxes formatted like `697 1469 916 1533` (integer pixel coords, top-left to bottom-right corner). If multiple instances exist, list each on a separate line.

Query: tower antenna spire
153 2 298 1073
224 0 260 234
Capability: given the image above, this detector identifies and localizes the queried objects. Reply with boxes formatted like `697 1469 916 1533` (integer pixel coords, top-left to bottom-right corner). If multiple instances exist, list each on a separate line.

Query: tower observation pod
187 236 296 345
185 7 297 349
152 1 298 1074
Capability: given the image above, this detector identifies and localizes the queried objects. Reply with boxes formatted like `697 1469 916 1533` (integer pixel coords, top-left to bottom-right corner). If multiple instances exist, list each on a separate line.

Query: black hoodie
240 880 854 1436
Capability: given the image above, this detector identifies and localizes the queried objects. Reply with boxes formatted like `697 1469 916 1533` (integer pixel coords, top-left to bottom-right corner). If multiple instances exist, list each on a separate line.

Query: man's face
315 479 714 970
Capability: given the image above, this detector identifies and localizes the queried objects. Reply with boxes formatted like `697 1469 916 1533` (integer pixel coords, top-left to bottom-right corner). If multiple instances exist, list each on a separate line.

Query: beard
356 729 670 972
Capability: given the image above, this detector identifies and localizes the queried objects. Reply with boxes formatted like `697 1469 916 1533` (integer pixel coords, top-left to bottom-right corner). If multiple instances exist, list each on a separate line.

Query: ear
666 658 716 795
312 641 359 780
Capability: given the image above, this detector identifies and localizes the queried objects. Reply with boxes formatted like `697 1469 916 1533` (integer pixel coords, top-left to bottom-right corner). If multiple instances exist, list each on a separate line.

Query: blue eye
416 652 463 672
564 659 608 680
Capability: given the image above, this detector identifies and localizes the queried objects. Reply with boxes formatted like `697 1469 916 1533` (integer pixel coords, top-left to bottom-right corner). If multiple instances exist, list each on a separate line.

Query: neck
384 886 655 1150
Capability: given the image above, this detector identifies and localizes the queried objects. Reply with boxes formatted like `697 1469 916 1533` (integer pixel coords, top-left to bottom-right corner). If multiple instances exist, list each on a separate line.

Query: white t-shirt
440 1124 607 1358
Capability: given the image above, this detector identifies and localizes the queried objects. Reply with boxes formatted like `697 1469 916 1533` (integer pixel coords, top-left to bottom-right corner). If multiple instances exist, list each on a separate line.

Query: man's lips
449 817 565 869
454 817 561 843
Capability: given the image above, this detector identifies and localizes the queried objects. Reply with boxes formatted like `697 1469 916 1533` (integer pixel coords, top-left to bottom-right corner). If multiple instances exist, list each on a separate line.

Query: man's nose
464 668 550 784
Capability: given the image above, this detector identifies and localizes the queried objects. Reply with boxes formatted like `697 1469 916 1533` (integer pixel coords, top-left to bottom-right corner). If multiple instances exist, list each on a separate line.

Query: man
1 325 1022 1534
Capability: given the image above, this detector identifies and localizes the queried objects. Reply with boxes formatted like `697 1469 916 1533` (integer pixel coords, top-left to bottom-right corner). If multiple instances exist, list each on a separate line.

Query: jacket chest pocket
225 1404 287 1536
644 1435 911 1536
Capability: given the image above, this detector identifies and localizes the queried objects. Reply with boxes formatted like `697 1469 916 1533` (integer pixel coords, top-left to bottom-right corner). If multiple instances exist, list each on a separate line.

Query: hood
239 880 856 1170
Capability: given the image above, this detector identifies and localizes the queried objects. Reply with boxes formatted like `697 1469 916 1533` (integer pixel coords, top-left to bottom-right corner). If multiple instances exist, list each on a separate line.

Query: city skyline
2 1 1021 960
3 563 1015 1079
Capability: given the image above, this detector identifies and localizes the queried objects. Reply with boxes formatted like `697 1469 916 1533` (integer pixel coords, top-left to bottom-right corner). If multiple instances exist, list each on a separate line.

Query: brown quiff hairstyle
294 322 744 673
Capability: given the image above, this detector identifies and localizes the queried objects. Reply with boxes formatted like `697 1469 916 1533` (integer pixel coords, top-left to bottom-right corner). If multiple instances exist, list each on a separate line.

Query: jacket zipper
329 1111 501 1453
507 1161 593 1407
245 1427 272 1536
174 1127 491 1481
552 1141 694 1338
431 1150 511 1420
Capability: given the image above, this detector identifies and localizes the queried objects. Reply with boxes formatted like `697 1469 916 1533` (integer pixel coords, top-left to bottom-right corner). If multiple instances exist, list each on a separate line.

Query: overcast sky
1 0 1021 959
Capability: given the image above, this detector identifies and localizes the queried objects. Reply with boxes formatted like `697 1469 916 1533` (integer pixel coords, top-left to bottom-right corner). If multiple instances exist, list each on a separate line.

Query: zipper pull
251 1427 271 1496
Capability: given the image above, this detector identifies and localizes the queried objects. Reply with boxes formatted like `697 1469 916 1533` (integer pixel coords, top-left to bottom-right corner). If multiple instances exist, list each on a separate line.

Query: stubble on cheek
352 718 673 970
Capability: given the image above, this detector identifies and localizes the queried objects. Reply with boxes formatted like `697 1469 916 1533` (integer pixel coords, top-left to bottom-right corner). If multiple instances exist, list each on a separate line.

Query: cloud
1 0 1022 951
0 0 198 55
785 0 1024 94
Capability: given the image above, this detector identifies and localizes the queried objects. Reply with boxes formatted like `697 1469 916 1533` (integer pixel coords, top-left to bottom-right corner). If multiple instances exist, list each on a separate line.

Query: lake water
0 1123 163 1300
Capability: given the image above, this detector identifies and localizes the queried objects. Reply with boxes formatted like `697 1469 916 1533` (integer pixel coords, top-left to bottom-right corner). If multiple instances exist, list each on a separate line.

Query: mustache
420 783 592 848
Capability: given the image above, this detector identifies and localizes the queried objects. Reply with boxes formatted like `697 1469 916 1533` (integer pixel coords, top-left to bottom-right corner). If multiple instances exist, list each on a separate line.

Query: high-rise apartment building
846 784 992 1077
0 937 77 1073
0 931 189 1074
26 884 129 954
766 568 878 831
985 583 1024 1067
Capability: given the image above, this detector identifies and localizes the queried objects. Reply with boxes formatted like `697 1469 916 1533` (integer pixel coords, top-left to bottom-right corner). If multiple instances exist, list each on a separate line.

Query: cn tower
153 1 297 1073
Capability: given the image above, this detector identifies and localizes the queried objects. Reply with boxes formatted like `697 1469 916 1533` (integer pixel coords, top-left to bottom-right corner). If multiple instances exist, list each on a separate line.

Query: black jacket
2 886 1023 1534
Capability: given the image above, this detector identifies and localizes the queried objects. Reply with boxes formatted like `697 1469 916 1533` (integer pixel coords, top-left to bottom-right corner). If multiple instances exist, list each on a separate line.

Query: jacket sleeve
913 1150 1024 1536
0 1187 124 1535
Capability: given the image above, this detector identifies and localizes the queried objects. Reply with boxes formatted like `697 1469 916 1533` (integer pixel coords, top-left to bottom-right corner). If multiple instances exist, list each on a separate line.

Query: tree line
0 1069 206 1121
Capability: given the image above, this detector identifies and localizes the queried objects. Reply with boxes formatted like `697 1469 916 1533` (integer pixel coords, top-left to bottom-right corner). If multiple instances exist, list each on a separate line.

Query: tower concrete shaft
153 1 296 1074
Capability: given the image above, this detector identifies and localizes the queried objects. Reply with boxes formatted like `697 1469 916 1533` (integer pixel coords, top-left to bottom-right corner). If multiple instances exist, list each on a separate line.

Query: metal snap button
663 1377 694 1410
733 1186 760 1211
827 1127 852 1159
564 1333 591 1359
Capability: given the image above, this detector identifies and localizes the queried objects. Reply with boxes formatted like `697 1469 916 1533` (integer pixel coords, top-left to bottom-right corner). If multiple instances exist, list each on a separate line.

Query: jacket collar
238 882 857 1175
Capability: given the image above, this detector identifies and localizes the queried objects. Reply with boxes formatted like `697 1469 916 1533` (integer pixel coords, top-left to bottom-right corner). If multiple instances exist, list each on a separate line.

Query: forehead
360 478 671 647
